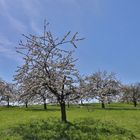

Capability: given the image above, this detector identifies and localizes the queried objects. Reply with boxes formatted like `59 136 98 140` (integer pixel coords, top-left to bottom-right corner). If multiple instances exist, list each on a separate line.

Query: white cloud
0 36 22 63
60 0 78 4
0 0 42 62
20 0 41 17
7 15 27 33
0 0 27 33
59 0 101 15
30 21 42 35
18 0 43 34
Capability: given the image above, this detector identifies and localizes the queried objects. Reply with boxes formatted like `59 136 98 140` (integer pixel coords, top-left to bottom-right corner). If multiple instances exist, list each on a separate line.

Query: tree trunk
7 97 10 108
81 100 84 105
43 98 47 110
60 102 67 122
108 101 111 104
25 102 28 108
101 101 105 109
133 100 137 107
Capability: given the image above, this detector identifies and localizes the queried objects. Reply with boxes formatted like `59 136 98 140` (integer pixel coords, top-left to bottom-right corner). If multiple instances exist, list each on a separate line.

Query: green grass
0 103 140 139
0 118 136 140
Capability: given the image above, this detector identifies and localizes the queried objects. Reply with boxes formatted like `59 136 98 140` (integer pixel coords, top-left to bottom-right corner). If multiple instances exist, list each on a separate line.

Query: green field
0 103 140 140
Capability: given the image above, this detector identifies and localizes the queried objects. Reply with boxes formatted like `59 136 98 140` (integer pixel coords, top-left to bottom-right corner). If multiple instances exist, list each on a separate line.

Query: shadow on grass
90 107 140 111
24 108 60 112
76 105 140 112
0 118 137 140
105 107 140 111
25 106 140 113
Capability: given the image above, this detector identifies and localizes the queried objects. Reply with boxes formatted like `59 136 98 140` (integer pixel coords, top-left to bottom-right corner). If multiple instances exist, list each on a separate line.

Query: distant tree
76 75 91 105
0 79 14 107
0 79 5 103
14 21 83 122
87 71 121 109
121 83 140 107
120 85 131 104
17 74 53 109
18 88 34 108
16 75 36 108
3 83 14 107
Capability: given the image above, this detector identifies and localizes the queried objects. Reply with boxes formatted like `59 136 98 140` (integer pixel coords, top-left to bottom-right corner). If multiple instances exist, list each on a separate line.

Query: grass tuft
0 118 137 140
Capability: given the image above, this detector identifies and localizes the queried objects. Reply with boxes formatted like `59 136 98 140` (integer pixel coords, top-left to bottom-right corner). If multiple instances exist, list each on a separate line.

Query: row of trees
78 72 140 109
1 71 140 119
1 72 140 108
1 22 140 122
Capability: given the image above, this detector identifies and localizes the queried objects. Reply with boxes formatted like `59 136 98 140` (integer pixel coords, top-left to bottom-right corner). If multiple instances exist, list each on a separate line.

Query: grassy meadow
0 103 140 140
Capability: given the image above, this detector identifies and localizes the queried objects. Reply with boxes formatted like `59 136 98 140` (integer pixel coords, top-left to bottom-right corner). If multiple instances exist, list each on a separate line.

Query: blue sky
0 0 140 84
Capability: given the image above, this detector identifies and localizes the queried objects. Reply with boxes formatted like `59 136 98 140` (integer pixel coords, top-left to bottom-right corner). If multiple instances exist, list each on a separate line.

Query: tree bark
60 76 67 122
60 102 67 122
133 100 137 107
81 100 84 105
43 98 47 110
101 101 105 109
25 101 28 108
7 97 10 108
108 101 111 104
